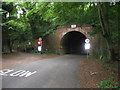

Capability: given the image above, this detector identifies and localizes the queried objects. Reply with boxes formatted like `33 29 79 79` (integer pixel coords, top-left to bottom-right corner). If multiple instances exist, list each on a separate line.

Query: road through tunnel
61 31 87 54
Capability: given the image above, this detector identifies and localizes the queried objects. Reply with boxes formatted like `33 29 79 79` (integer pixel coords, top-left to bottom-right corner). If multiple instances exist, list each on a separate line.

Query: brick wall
43 25 94 54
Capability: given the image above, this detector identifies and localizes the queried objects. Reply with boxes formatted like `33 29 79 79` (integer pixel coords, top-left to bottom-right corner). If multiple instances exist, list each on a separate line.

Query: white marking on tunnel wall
0 69 37 77
71 25 76 28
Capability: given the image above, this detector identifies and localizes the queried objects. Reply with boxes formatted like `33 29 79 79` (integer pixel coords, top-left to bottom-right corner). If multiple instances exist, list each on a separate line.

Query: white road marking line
0 69 37 77
19 71 37 77
10 70 26 77
0 69 14 76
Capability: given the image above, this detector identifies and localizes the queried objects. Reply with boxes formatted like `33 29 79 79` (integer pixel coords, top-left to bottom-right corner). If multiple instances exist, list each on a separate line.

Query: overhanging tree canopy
2 2 119 60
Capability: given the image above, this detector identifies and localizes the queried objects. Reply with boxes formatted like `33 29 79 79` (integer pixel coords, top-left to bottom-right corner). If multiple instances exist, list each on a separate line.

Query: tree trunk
97 2 112 61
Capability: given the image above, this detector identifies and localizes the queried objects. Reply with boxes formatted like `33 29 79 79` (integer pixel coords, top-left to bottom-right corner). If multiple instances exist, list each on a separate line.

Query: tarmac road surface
2 55 81 88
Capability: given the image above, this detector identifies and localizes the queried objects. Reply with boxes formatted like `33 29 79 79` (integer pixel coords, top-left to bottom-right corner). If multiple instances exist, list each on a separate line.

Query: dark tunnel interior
61 31 87 54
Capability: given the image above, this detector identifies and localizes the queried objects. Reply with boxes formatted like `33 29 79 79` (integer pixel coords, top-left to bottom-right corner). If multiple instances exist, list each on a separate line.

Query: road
2 55 81 88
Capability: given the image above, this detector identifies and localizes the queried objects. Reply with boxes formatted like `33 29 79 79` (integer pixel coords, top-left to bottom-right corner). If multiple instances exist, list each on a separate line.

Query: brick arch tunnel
43 25 93 55
60 31 87 54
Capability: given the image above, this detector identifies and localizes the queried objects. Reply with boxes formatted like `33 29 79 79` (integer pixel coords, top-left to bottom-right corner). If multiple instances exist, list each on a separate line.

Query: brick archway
43 25 94 54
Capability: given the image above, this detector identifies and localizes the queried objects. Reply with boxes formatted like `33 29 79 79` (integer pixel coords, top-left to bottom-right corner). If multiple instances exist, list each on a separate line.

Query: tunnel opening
61 31 87 54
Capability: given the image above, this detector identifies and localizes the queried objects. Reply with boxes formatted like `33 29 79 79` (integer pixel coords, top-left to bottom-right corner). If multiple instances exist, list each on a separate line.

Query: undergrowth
27 49 61 55
97 77 119 89
90 52 119 89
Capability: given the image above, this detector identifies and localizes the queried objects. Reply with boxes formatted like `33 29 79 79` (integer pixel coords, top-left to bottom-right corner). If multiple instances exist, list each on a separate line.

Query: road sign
85 39 90 43
39 37 42 41
37 41 42 46
85 43 90 50
38 46 42 52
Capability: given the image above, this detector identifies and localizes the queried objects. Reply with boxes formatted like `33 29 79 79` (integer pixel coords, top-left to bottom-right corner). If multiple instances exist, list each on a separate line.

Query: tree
97 2 119 60
2 2 119 59
2 2 16 53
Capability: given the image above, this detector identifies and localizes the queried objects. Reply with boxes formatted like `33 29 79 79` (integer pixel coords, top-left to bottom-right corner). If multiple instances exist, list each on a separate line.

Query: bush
97 77 119 89
89 51 100 58
42 50 61 55
27 48 61 55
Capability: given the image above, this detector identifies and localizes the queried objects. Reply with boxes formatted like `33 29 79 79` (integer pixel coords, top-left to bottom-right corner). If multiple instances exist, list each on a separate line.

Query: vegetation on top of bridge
2 2 120 60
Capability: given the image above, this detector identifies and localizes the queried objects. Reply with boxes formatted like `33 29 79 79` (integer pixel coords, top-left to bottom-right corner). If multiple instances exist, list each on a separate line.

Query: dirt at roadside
2 52 59 69
79 57 119 88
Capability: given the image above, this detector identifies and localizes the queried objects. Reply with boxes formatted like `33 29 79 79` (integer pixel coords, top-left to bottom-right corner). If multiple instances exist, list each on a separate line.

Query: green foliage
91 51 111 63
40 2 98 26
2 2 119 54
99 57 112 63
97 77 119 89
42 50 60 55
90 51 101 58
27 49 60 55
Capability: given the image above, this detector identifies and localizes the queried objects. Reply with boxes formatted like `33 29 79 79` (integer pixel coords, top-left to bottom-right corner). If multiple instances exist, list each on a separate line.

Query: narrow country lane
2 55 82 88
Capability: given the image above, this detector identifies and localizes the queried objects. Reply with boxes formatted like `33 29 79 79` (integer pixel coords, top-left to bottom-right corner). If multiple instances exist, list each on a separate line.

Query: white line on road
0 69 37 77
